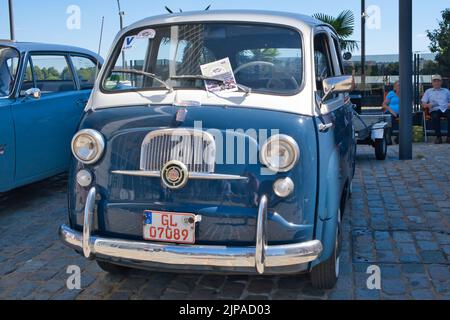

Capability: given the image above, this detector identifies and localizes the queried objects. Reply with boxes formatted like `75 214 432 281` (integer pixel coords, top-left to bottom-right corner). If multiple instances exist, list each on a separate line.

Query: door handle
318 123 334 132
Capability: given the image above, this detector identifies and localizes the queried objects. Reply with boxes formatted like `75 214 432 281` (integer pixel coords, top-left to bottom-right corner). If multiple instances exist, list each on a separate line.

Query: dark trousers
385 112 399 139
431 109 450 138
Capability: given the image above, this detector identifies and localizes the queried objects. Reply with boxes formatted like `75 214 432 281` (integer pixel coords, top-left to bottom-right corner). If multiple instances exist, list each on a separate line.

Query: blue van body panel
313 102 356 264
69 105 321 246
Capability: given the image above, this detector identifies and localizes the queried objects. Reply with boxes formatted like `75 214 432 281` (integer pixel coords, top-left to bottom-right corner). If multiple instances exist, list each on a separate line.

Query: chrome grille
140 129 216 173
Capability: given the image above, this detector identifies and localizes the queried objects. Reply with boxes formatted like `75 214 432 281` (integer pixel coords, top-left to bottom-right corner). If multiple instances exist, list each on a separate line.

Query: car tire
374 135 387 161
310 210 342 290
96 260 130 275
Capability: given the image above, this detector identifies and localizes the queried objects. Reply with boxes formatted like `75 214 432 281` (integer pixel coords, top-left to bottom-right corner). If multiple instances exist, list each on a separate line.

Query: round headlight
260 135 300 172
71 129 105 164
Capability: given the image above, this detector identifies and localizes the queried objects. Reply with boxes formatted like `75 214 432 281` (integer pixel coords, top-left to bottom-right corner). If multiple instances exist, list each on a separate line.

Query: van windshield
102 23 303 95
0 46 20 97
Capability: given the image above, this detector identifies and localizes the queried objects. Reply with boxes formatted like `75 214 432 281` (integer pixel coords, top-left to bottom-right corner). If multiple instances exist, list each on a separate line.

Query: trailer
353 110 391 160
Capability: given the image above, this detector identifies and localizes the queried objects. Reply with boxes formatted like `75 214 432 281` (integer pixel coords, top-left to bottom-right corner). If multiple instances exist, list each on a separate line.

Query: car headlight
260 135 300 172
71 129 105 164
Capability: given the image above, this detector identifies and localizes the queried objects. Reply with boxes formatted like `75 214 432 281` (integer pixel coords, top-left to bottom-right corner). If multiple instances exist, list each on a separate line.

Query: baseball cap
431 74 442 81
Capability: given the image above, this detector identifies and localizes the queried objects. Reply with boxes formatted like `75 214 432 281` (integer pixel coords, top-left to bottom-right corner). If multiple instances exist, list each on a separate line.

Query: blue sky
0 0 447 57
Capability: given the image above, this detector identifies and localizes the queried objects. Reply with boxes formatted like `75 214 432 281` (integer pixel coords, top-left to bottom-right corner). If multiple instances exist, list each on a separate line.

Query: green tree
33 66 44 80
77 67 96 82
240 48 280 63
384 62 399 76
420 60 440 75
313 10 359 52
427 9 450 75
45 67 61 80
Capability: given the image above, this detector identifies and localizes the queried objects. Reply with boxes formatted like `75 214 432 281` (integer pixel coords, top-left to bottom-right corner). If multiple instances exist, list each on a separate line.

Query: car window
314 33 335 93
19 57 35 95
30 55 76 94
154 38 217 81
71 56 99 90
235 48 302 92
331 36 344 75
314 34 334 81
103 23 303 95
0 46 20 97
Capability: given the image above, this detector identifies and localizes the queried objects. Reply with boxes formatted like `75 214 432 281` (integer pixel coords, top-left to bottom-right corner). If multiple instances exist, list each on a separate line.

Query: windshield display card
200 58 238 93
122 36 135 50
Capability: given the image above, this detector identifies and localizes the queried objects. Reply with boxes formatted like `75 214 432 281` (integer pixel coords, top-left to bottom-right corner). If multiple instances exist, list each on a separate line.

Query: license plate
143 211 196 244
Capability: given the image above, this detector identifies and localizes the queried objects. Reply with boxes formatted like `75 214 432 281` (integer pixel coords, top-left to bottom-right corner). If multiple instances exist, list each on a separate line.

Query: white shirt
422 88 450 113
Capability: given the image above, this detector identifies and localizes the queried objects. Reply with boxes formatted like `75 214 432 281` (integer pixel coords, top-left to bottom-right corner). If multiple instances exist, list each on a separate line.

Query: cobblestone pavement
0 144 449 300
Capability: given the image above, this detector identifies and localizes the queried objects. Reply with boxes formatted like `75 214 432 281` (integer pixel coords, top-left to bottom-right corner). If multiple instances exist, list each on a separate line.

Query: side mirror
25 88 41 100
322 75 355 102
343 52 352 61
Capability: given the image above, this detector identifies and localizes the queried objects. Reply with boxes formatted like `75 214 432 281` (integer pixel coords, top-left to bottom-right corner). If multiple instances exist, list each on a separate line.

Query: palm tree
313 10 359 52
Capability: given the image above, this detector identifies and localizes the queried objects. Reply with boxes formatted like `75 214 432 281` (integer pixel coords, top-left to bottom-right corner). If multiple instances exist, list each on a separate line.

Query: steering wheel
267 76 299 91
234 61 275 75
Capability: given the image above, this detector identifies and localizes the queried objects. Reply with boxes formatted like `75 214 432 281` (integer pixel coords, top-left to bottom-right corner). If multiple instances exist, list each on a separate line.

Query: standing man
422 75 450 144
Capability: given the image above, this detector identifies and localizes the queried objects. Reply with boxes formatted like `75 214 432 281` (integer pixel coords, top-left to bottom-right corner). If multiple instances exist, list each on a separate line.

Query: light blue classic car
60 10 356 289
0 41 102 192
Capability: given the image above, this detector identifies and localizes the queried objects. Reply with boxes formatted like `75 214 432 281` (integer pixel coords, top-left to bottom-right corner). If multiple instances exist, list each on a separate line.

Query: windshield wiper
111 69 173 92
170 75 252 96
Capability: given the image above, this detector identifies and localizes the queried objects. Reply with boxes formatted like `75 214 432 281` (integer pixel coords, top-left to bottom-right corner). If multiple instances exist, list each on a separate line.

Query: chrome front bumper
59 187 323 274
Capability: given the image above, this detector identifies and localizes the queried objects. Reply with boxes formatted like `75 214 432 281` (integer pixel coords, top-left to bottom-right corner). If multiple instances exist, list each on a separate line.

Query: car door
329 32 356 181
69 54 100 112
314 30 349 220
0 46 20 192
0 100 15 192
11 53 80 184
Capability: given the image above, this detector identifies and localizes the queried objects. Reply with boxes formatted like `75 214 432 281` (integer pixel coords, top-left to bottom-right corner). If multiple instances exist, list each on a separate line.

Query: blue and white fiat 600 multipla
60 10 356 289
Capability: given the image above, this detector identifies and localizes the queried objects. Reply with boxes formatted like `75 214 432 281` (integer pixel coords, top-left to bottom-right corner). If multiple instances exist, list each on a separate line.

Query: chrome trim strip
189 173 248 181
82 187 96 258
112 170 160 177
255 195 268 274
111 170 248 181
59 224 322 270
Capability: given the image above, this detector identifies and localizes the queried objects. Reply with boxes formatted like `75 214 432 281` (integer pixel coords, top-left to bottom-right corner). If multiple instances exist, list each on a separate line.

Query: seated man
422 74 450 144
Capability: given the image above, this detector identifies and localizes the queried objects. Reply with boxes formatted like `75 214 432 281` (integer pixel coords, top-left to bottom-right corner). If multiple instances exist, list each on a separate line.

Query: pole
413 53 417 111
399 0 413 160
117 0 126 68
361 0 366 99
117 0 124 30
95 17 105 81
8 0 15 40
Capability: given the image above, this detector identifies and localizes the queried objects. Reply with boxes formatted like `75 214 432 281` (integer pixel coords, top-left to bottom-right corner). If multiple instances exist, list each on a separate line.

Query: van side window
314 33 334 93
331 36 344 75
71 56 99 90
30 55 76 94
